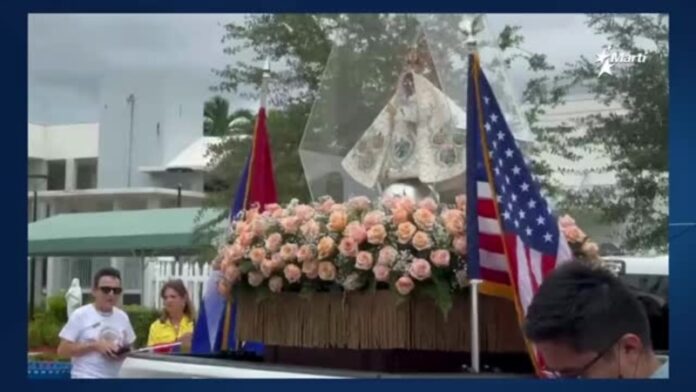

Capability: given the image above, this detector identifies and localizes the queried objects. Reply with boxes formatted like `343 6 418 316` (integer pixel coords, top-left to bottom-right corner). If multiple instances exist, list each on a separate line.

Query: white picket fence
142 258 211 310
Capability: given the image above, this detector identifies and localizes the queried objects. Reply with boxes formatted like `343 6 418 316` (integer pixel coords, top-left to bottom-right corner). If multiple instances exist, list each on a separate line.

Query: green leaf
239 260 255 274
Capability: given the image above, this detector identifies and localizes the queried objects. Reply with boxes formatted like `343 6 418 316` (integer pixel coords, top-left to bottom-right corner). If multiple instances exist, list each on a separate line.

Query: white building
28 73 221 306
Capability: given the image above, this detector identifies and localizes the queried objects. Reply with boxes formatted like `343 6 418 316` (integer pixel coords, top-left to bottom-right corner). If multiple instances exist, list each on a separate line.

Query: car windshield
620 274 669 300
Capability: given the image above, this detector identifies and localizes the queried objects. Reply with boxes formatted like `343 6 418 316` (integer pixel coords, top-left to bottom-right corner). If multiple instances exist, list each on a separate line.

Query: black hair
92 267 122 288
524 260 652 353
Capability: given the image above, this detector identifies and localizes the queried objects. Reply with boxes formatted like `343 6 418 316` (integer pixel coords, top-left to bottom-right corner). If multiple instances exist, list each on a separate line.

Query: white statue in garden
65 278 83 319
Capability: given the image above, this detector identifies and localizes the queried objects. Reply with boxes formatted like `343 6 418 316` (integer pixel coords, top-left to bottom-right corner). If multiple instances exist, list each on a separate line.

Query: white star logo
512 166 521 175
595 46 611 65
525 227 532 236
528 199 537 209
596 46 614 77
505 148 513 158
536 216 545 226
490 113 499 123
521 182 530 192
497 131 505 141
519 210 526 219
543 232 552 242
485 122 492 132
503 211 511 220
511 193 518 202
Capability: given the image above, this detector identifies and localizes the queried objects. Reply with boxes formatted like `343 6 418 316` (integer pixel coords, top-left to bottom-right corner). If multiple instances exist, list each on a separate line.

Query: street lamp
28 173 48 320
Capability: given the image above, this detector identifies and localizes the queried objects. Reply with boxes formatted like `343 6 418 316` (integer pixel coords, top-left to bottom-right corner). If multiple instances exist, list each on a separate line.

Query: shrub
45 293 68 324
123 305 160 348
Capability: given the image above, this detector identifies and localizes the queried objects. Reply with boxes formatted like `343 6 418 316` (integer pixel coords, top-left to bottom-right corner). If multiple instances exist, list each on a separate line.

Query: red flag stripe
479 233 505 254
477 199 497 219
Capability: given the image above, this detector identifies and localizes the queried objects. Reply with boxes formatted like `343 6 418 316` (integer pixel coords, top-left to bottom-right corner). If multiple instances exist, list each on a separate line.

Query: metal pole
177 184 182 208
29 190 38 320
470 279 482 373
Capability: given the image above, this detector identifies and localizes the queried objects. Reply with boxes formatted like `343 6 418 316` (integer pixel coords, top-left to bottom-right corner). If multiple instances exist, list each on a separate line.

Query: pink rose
367 224 387 245
317 197 336 214
244 207 260 224
409 258 432 281
271 253 285 271
302 260 319 279
395 276 415 295
372 264 391 282
343 222 367 244
382 195 398 210
391 208 410 225
265 233 283 253
280 216 301 234
294 204 315 222
453 235 467 255
269 276 284 293
355 251 374 271
362 211 385 230
413 208 436 231
284 264 302 284
280 243 299 262
224 264 241 283
317 237 336 259
348 196 372 211
378 246 398 267
338 237 358 257
395 196 416 213
264 203 282 213
234 221 250 236
558 214 576 229
417 197 439 213
327 210 348 232
430 250 451 268
397 222 418 244
300 219 321 240
441 209 465 235
226 244 244 263
330 203 348 213
251 218 268 236
260 259 274 278
249 247 267 267
271 209 285 219
411 231 432 251
217 279 232 297
455 194 467 211
318 261 337 281
297 244 316 263
248 271 264 287
563 226 587 243
237 232 255 249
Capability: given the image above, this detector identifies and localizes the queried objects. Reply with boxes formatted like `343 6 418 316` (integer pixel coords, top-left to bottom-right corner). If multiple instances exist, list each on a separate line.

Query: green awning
28 208 225 257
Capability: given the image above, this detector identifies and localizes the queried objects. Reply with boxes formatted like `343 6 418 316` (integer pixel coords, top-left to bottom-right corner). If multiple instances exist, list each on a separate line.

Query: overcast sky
28 13 610 125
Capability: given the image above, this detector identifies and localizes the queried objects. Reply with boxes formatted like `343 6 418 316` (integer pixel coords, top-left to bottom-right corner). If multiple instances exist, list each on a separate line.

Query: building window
47 160 66 190
76 158 98 190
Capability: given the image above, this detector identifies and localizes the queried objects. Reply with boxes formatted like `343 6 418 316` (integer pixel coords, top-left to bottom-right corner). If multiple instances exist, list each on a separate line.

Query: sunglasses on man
542 337 620 379
98 286 123 295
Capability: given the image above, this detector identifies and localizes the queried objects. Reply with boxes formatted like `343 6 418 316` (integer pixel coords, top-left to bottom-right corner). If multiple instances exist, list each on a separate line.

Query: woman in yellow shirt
147 279 195 353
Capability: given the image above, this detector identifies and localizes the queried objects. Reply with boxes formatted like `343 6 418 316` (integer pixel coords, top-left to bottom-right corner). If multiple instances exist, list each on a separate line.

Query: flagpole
261 58 270 108
470 278 482 373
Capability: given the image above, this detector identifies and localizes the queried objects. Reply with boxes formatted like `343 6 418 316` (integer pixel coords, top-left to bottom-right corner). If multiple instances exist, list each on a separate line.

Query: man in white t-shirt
57 267 136 379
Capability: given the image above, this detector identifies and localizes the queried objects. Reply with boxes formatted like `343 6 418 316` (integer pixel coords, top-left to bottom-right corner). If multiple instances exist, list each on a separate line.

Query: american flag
465 53 573 371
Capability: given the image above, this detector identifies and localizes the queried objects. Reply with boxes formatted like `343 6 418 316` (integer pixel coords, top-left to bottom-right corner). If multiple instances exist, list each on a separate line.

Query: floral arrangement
213 194 602 316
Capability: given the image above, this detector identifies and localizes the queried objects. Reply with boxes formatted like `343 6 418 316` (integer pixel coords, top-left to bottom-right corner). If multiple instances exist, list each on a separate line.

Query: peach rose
217 279 232 297
455 194 467 211
344 222 367 244
382 195 398 210
391 208 410 225
442 209 465 235
327 210 348 232
367 224 388 245
234 221 250 236
558 214 576 229
355 251 374 271
297 244 315 263
397 222 418 244
362 211 385 230
280 216 301 235
264 203 282 213
249 247 267 267
237 232 255 249
265 232 283 253
413 208 436 231
412 231 432 251
417 197 439 213
372 264 391 282
409 258 432 281
378 246 398 267
300 219 321 240
318 261 337 281
430 250 451 268
339 237 359 257
294 204 315 222
395 196 416 213
245 207 260 224
302 260 319 279
284 264 302 284
224 264 241 283
582 241 600 260
269 276 284 293
453 235 467 255
348 196 372 211
563 226 587 243
280 243 299 262
226 244 244 262
317 236 336 259
248 271 264 287
395 276 415 295
271 252 286 271
271 209 285 219
260 259 274 278
251 218 268 236
330 203 348 213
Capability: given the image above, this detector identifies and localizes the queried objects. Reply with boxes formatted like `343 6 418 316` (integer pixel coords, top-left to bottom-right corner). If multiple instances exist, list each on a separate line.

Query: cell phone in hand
114 346 131 356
